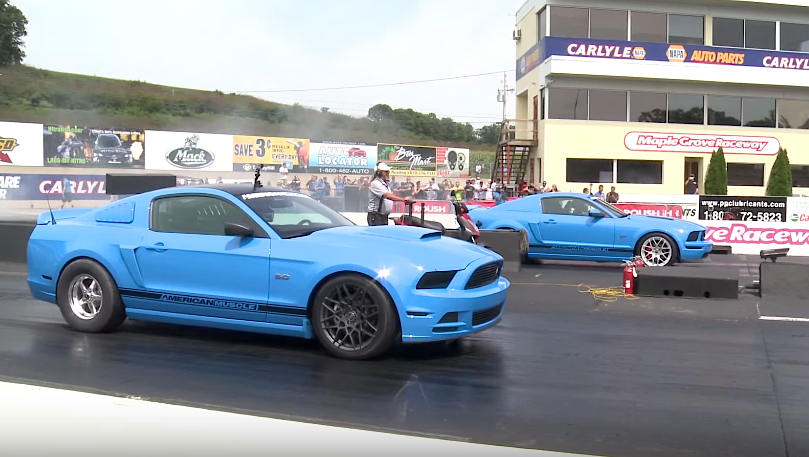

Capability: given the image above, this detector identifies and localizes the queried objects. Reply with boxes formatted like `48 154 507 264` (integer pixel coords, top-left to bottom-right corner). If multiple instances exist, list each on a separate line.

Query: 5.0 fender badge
275 273 291 280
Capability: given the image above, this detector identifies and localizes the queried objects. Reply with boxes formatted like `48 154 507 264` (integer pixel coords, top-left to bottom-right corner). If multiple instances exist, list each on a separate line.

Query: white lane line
760 316 809 322
0 381 601 457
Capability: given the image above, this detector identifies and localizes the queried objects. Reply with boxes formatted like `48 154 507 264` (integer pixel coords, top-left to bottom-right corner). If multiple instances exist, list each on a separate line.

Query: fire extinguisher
633 255 645 269
623 261 637 294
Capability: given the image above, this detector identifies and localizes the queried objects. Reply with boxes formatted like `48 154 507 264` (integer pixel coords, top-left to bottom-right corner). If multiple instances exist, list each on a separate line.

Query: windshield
95 134 122 148
240 191 355 239
591 197 628 217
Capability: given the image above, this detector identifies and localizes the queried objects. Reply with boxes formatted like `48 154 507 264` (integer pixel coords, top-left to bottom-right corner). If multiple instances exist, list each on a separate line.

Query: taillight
460 215 480 236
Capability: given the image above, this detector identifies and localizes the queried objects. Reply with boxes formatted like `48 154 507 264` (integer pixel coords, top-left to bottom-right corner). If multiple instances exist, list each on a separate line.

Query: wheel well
306 271 402 331
55 256 113 288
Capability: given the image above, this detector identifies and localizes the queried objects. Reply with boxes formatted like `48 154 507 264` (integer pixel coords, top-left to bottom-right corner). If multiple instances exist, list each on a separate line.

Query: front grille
464 261 502 290
472 304 503 326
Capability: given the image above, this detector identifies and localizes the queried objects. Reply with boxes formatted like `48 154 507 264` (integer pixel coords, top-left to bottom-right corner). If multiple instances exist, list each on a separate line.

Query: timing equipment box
105 174 177 195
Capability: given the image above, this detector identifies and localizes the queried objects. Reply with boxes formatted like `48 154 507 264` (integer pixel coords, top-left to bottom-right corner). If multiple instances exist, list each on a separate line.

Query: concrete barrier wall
0 222 35 265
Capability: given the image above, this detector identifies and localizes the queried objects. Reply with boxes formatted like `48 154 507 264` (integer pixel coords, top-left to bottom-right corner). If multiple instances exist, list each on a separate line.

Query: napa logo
0 136 19 164
632 47 646 60
667 45 687 62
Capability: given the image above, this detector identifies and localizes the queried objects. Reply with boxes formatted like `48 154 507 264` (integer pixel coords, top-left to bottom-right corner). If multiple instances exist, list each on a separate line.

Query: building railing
498 119 539 143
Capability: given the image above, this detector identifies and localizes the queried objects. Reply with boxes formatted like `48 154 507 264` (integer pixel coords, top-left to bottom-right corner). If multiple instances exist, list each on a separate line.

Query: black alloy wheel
311 274 398 360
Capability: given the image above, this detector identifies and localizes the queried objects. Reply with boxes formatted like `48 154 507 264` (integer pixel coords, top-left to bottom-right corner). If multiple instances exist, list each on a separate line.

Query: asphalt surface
0 256 807 457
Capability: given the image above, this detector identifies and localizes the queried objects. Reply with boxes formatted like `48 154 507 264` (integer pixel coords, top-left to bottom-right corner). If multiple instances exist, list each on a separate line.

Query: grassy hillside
0 65 496 163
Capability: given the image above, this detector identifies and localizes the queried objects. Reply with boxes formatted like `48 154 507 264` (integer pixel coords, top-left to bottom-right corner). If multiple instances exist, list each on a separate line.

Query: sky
13 0 525 127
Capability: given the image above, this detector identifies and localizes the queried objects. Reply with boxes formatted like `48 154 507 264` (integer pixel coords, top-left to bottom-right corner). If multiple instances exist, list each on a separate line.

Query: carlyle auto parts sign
378 143 437 176
0 174 108 200
145 130 233 172
625 132 781 155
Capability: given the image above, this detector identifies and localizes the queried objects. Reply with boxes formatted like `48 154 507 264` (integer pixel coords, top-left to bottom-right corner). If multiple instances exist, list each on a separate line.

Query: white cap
376 162 391 172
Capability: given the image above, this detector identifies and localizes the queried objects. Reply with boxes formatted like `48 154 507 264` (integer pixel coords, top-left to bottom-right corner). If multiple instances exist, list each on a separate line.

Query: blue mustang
27 185 508 360
469 193 711 267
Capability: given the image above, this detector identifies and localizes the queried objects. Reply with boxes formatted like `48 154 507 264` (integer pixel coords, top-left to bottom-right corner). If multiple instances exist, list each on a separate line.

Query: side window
269 199 331 225
151 195 256 236
541 197 598 216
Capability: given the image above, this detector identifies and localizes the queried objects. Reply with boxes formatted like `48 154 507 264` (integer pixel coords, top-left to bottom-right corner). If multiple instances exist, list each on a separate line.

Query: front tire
636 233 678 267
56 259 127 333
311 274 399 360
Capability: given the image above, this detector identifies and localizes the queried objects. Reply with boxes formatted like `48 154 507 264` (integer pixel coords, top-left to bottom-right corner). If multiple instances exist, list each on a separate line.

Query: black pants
367 212 389 226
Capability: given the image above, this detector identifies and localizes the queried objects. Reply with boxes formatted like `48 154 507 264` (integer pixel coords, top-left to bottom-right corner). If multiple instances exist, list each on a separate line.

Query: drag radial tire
635 233 679 267
311 274 399 361
56 259 127 333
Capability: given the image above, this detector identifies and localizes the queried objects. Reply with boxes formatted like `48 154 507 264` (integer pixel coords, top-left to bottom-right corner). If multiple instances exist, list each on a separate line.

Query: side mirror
224 222 254 237
588 208 605 218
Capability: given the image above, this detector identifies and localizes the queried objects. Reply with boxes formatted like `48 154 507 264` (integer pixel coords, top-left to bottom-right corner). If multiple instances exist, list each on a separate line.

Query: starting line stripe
0 381 602 457
760 316 809 322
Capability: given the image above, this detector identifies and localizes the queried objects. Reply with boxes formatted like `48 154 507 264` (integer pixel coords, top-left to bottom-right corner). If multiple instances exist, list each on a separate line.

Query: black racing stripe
529 245 633 253
119 289 307 317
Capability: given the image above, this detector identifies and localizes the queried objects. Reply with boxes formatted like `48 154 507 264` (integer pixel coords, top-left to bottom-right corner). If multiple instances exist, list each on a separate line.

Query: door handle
543 220 557 224
143 242 167 252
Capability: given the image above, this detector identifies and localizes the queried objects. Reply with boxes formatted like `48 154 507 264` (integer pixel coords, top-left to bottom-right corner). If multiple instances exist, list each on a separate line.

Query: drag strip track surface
0 257 807 457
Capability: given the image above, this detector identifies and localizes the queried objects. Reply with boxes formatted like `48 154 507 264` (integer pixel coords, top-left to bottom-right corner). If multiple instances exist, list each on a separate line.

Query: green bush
766 148 793 196
704 147 728 195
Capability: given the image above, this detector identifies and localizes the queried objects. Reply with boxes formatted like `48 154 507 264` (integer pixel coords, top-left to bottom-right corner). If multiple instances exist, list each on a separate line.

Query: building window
713 17 745 47
778 99 809 129
727 163 764 187
745 20 776 49
631 11 667 42
780 22 809 52
791 165 809 188
589 90 628 122
708 95 742 126
630 92 667 123
538 8 547 39
617 160 663 184
549 6 588 38
590 9 628 40
742 97 776 127
668 93 704 124
566 159 613 183
669 14 704 45
548 88 587 120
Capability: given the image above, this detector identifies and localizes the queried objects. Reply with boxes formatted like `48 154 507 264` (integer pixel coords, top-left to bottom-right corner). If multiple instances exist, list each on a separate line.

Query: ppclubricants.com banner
517 36 809 80
0 174 108 200
377 143 437 177
698 195 787 222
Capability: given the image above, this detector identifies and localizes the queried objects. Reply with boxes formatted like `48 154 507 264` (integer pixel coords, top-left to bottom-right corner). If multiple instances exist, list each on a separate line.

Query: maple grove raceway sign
624 132 782 155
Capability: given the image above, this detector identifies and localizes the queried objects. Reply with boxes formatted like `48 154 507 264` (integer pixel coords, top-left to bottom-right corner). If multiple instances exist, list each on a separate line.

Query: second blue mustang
469 193 712 267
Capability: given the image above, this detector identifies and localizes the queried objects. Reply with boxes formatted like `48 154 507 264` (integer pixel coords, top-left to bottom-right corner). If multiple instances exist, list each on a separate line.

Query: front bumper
397 276 509 343
681 240 713 260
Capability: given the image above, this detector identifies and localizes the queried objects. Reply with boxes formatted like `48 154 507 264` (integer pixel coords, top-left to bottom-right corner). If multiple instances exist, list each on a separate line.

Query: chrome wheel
319 283 379 352
641 236 673 266
68 274 103 320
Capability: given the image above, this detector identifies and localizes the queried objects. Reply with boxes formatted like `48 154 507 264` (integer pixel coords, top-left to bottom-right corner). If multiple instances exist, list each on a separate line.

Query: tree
704 146 728 195
0 0 28 65
367 104 393 122
766 148 793 196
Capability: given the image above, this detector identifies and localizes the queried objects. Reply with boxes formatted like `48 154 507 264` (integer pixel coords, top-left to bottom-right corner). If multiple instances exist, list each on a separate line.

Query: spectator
464 180 476 201
333 175 344 197
583 188 590 195
550 184 559 192
278 163 289 184
685 175 698 194
606 186 619 203
594 185 605 198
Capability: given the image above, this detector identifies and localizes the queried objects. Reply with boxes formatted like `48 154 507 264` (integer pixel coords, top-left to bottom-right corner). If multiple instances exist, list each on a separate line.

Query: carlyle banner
436 147 470 179
308 141 377 175
517 36 809 80
0 121 44 167
145 130 233 172
377 143 437 177
43 125 145 168
232 135 309 173
0 173 108 201
698 195 787 222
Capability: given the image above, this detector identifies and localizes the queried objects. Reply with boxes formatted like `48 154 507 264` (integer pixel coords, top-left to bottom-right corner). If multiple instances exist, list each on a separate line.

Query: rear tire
311 274 399 360
56 259 127 333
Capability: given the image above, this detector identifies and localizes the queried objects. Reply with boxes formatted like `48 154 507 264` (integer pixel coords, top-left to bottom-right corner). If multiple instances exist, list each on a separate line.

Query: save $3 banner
232 136 309 172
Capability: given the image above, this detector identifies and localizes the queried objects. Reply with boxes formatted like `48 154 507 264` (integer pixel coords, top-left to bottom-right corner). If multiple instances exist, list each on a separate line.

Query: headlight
416 270 458 289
